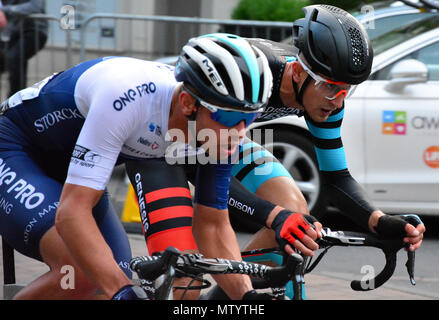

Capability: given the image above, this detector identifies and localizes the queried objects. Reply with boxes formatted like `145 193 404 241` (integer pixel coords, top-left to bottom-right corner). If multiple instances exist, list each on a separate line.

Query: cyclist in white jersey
0 33 312 300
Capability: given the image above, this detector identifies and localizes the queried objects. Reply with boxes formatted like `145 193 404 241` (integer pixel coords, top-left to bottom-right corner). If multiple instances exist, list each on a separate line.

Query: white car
249 12 439 218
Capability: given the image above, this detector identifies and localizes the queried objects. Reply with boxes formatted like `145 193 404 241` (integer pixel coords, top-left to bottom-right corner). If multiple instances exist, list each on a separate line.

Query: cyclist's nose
230 120 246 138
330 94 345 109
233 120 246 131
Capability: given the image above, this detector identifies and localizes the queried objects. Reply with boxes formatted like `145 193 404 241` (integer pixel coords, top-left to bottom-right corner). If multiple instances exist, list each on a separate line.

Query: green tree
232 0 386 21
308 0 385 12
232 0 310 21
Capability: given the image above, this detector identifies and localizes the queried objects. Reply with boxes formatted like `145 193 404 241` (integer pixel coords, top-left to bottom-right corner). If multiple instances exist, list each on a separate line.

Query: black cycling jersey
229 38 377 230
247 38 303 122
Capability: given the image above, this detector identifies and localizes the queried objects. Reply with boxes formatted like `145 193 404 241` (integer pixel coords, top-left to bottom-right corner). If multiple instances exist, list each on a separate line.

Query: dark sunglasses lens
211 110 259 127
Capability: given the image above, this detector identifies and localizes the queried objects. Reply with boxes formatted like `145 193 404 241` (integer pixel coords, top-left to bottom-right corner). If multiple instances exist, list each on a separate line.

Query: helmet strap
292 74 312 107
185 101 198 121
186 109 198 121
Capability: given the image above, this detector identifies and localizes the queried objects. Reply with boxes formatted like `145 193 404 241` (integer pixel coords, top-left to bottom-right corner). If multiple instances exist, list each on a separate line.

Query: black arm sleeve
305 107 377 230
228 177 276 228
321 169 377 230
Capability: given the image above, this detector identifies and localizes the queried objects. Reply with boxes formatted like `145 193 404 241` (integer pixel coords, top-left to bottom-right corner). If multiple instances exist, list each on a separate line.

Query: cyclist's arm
192 204 252 300
305 108 377 230
228 177 321 256
55 183 131 298
56 74 144 298
192 163 252 300
305 108 425 248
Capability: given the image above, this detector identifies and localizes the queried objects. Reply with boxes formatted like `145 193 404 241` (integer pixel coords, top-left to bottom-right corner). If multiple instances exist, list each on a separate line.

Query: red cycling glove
271 210 318 250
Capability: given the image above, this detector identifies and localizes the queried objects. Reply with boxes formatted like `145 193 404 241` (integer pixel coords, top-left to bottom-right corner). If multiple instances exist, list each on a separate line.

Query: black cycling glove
374 214 423 238
242 289 274 300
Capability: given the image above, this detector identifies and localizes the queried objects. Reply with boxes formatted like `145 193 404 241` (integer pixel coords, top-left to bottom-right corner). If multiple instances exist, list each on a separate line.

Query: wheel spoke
282 147 300 170
296 181 317 194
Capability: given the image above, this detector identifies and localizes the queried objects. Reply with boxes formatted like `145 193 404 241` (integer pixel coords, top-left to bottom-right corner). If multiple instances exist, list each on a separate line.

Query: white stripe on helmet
189 37 245 101
252 46 272 104
182 45 229 96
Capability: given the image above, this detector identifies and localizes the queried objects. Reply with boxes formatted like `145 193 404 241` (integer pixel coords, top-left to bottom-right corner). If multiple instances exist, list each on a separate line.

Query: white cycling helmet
175 33 273 112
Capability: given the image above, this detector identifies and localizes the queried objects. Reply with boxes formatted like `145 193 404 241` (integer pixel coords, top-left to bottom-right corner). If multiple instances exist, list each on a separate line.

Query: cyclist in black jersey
225 5 425 257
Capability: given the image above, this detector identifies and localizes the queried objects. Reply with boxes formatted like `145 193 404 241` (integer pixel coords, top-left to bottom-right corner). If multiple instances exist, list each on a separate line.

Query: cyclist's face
303 78 345 122
196 106 246 161
292 61 345 122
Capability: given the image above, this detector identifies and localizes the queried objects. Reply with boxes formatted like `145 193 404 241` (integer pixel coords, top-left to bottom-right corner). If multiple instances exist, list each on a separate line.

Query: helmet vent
347 25 366 72
320 5 348 16
320 5 367 72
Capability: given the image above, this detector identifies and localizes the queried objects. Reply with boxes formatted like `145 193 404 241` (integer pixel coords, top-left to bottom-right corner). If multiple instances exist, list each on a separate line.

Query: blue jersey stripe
314 146 347 171
307 122 341 140
326 109 345 122
240 162 291 193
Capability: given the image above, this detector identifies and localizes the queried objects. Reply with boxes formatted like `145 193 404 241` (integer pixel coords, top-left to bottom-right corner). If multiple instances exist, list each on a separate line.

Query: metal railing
78 13 292 61
0 12 291 102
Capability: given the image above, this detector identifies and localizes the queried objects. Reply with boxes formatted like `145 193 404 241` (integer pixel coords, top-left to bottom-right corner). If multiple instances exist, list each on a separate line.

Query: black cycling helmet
292 5 373 85
175 33 272 112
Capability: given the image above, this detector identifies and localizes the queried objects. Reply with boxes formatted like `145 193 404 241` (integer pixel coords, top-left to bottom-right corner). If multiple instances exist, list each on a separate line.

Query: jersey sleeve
193 163 234 210
65 81 144 190
305 107 377 229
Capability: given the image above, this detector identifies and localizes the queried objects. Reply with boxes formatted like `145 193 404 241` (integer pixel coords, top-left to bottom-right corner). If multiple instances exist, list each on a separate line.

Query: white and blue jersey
3 56 178 190
0 57 183 265
0 56 236 263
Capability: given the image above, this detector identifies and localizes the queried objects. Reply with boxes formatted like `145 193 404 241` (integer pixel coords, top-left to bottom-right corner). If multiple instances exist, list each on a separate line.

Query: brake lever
319 228 367 246
400 214 422 286
405 245 416 286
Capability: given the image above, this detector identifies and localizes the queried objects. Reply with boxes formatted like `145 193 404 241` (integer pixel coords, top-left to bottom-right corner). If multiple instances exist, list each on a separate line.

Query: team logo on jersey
71 145 102 168
256 106 303 121
155 125 162 137
112 82 157 111
382 110 406 135
149 123 162 136
137 137 160 151
33 108 84 133
0 158 45 212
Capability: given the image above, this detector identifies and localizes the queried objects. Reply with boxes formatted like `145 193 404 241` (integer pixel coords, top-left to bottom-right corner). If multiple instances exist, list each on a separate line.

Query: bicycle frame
241 248 306 300
130 227 417 300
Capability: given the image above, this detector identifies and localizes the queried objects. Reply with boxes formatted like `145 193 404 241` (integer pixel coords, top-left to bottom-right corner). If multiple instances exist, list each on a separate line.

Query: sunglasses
297 55 355 101
183 86 262 127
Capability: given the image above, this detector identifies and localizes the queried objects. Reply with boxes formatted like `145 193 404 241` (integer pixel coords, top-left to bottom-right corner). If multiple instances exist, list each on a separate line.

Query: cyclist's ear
291 61 306 83
179 90 197 119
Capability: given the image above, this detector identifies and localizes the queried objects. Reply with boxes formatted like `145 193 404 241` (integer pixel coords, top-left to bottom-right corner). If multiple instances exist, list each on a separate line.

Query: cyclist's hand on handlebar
374 213 425 251
402 214 425 251
242 289 275 300
111 284 149 300
271 210 322 256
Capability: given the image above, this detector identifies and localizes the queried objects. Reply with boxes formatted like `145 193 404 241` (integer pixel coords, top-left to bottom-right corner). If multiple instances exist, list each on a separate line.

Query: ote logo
382 110 406 135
